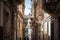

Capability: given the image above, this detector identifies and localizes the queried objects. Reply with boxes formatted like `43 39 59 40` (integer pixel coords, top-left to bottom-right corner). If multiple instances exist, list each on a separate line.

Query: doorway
58 16 60 40
0 27 3 40
51 23 54 40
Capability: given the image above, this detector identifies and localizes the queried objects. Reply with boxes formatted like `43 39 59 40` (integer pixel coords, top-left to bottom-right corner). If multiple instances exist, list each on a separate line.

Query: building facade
31 0 44 40
16 1 25 40
42 0 60 40
0 0 25 40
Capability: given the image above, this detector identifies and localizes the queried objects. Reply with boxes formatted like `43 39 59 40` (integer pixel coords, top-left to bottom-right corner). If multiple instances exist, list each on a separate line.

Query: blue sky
24 0 31 15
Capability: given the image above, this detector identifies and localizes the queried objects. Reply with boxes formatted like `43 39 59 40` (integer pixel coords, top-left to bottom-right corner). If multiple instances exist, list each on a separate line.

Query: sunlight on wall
48 21 51 36
44 22 47 34
44 12 51 36
17 4 22 13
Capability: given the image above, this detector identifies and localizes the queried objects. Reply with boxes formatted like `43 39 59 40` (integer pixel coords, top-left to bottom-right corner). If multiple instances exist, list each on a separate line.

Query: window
6 12 9 22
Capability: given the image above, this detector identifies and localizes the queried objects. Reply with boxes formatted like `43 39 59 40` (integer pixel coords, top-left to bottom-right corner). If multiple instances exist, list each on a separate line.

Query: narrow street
0 0 60 40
